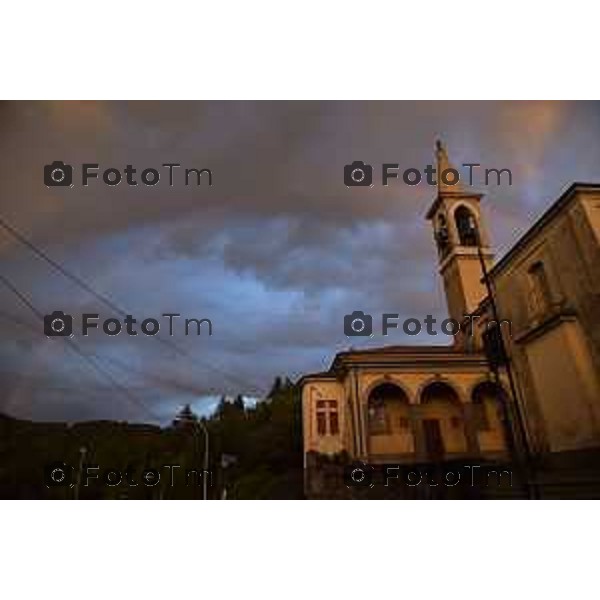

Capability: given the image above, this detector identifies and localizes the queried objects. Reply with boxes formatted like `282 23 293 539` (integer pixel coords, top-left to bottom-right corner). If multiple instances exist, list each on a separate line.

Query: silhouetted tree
233 394 245 411
267 376 283 398
172 403 198 428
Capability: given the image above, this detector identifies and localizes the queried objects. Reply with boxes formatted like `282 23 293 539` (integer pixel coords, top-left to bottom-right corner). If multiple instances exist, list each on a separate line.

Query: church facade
300 144 600 497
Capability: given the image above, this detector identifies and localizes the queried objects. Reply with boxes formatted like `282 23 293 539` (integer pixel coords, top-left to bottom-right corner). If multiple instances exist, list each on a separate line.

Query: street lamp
74 446 87 500
193 419 209 500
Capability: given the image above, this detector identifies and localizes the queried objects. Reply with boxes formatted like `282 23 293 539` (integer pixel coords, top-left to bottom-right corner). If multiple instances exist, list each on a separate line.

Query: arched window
472 381 507 433
454 206 479 247
367 383 409 436
420 381 461 405
528 261 553 316
435 213 450 257
420 381 465 460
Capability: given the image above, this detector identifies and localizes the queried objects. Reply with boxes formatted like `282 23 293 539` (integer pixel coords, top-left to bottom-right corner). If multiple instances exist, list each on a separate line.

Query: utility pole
470 215 537 498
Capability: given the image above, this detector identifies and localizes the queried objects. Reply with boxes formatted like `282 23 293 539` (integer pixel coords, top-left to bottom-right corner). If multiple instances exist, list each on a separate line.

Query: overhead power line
0 214 265 394
0 309 227 401
0 272 163 422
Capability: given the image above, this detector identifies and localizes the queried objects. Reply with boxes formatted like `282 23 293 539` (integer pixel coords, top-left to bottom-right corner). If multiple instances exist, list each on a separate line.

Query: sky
0 101 599 424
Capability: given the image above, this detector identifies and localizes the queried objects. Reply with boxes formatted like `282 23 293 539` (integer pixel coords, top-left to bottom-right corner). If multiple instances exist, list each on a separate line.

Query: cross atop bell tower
426 140 494 322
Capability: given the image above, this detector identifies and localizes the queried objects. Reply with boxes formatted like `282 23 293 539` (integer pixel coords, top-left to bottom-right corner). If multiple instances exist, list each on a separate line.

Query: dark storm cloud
0 101 599 423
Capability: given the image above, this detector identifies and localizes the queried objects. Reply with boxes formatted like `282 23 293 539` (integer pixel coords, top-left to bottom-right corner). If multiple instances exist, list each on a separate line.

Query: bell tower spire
426 140 494 322
435 138 466 194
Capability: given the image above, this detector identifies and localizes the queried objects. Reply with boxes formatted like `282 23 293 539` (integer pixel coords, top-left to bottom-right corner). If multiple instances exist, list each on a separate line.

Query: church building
300 143 600 497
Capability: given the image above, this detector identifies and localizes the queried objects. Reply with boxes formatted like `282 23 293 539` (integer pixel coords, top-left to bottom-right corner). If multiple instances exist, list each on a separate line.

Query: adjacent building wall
491 188 600 452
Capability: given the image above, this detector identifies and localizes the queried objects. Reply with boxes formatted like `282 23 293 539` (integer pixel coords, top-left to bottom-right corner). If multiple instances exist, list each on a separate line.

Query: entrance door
423 419 445 461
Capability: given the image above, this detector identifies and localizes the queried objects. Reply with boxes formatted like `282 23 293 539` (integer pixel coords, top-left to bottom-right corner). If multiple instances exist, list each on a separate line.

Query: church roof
296 370 338 386
489 182 600 278
331 344 485 366
298 344 489 386
338 344 458 355
298 345 487 385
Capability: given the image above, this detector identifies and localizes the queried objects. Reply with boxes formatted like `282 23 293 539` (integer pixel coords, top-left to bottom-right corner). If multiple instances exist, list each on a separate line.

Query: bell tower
426 141 494 323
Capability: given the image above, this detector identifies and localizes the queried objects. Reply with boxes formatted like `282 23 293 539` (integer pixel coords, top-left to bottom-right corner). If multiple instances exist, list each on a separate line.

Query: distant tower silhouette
426 140 494 322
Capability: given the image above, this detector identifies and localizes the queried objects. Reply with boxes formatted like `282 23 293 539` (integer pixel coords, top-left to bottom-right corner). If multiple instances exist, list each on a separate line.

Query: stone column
355 370 369 459
410 404 426 462
462 403 481 457
350 369 365 459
